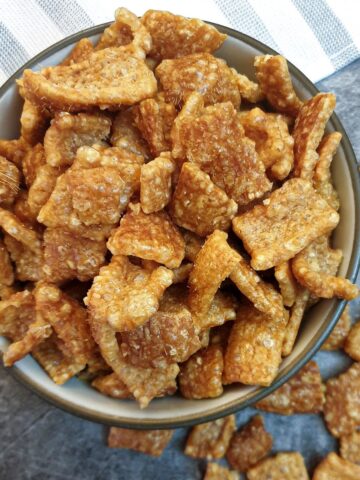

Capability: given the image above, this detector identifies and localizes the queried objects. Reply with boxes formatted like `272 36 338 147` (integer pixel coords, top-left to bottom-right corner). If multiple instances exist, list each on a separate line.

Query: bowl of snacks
0 8 359 429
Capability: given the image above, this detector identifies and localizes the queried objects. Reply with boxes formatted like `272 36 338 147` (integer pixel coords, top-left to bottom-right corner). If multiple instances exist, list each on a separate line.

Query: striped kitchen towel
0 0 359 86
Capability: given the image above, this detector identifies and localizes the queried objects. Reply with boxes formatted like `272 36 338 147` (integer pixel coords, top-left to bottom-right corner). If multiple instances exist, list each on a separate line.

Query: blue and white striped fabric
0 0 359 86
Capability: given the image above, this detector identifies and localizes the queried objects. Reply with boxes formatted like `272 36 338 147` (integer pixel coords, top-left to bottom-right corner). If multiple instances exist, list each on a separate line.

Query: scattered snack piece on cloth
274 261 298 307
340 431 360 465
322 305 351 351
312 452 360 480
140 152 174 214
344 321 360 361
108 427 173 456
281 288 310 357
92 372 132 399
246 452 309 480
203 462 239 480
0 156 20 205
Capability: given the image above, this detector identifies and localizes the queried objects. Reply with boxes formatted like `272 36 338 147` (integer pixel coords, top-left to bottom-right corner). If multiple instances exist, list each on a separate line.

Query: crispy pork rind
22 143 46 187
170 163 238 237
20 99 49 146
61 38 94 66
108 427 173 456
156 53 240 108
274 261 298 307
92 372 132 399
108 205 184 269
110 108 150 159
12 190 38 227
179 344 224 399
324 362 360 437
140 152 174 213
0 239 14 287
142 10 226 60
28 164 63 217
340 431 360 465
322 304 351 351
172 262 193 284
188 230 240 330
44 112 111 168
247 452 309 480
239 107 294 180
256 360 324 414
4 234 43 282
292 236 358 300
204 291 238 330
0 155 20 205
254 55 303 117
232 178 339 270
204 462 239 480
313 452 360 480
223 303 287 386
0 137 30 167
185 415 236 459
345 321 360 361
313 132 341 210
0 208 41 252
183 229 204 262
293 93 336 179
226 415 272 472
233 72 264 103
281 288 310 356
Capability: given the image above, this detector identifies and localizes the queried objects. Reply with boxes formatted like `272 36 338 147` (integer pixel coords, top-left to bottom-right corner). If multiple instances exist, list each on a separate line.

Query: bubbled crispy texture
313 452 360 480
204 463 239 480
108 427 173 456
183 229 204 262
340 431 360 465
110 108 150 159
233 72 265 103
274 261 298 307
322 305 351 351
170 163 238 237
22 143 46 187
61 38 94 66
4 234 43 282
107 206 185 269
292 236 359 300
156 53 240 108
226 415 272 472
256 360 324 414
140 152 174 213
0 239 14 286
20 99 49 146
293 93 336 179
323 362 360 437
0 156 20 205
254 55 303 117
12 190 38 227
345 321 360 361
232 178 339 270
92 372 132 399
247 452 309 480
0 208 41 253
43 228 106 283
0 137 30 167
28 164 64 217
204 291 238 330
179 344 224 399
281 288 310 357
185 415 236 460
142 10 226 60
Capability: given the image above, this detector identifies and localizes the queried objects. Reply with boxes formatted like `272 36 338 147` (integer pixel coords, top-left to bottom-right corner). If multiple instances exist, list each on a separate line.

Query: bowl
0 22 359 429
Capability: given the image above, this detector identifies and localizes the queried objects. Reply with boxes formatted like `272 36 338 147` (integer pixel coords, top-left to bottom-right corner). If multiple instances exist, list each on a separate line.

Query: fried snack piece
239 107 294 180
179 344 224 399
108 205 184 269
4 234 43 282
232 178 339 270
0 239 14 286
22 143 46 187
183 230 204 262
43 228 106 283
61 38 94 66
0 208 41 252
345 321 360 361
323 362 360 437
110 108 150 159
293 93 336 179
281 288 310 357
185 415 236 459
134 94 177 157
204 291 238 330
28 164 63 217
340 431 360 465
20 99 49 146
140 152 174 213
233 72 264 103
204 463 239 480
313 452 360 480
247 452 309 480
256 360 324 414
92 372 132 399
142 10 226 60
223 304 287 386
274 261 298 307
170 163 237 237
12 191 38 229
108 427 173 456
292 236 358 300
226 415 272 472
313 132 341 210
322 304 351 350
44 112 111 168
0 155 20 205
156 53 240 108
188 230 240 330
0 285 17 300
0 137 30 167
254 55 303 117
172 262 193 284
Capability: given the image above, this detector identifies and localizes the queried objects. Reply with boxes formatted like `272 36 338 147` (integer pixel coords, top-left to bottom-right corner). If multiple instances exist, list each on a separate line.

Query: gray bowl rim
1 21 359 430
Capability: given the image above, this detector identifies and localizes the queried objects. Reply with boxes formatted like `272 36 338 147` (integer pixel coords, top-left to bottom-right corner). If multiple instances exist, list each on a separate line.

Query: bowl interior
0 24 359 428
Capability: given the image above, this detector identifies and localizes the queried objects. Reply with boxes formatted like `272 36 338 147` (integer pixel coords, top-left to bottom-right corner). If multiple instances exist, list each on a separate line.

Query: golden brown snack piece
226 415 272 472
170 163 237 237
313 452 360 479
292 236 359 300
340 431 360 465
12 190 38 227
281 288 310 357
313 132 341 210
223 303 287 386
274 261 298 307
256 360 324 414
188 230 240 330
108 427 173 456
179 344 224 399
61 38 94 66
0 239 14 287
323 362 360 437
20 99 49 146
4 234 43 282
171 262 193 284
156 53 240 108
0 208 41 253
0 155 20 205
204 291 238 330
140 152 174 213
0 137 30 167
345 321 360 361
44 112 111 168
92 372 132 399
185 415 236 459
142 10 226 60
43 228 106 283
247 452 309 480
254 55 303 117
322 304 351 351
110 108 150 159
183 230 204 262
108 205 184 269
22 143 46 187
204 462 239 480
232 178 339 270
28 164 63 217
239 107 294 180
233 72 264 103
293 93 336 179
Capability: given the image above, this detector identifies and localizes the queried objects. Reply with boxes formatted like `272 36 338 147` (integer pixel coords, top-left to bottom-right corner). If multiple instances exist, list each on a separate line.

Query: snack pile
0 8 358 418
